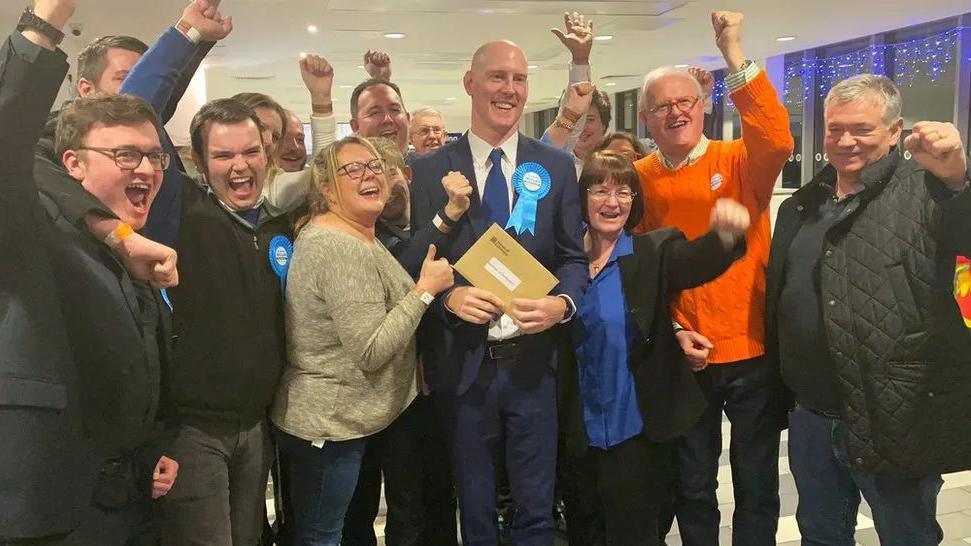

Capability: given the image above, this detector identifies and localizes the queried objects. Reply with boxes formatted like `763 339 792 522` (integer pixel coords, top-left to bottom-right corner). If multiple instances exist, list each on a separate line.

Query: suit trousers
444 356 557 546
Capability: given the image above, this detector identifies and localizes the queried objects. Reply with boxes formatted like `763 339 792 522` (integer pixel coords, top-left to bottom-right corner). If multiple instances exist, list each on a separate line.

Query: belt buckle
488 342 518 360
488 344 502 360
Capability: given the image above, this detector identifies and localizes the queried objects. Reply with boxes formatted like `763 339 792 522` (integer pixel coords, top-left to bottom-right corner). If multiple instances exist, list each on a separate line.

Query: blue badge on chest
268 235 293 296
506 162 552 235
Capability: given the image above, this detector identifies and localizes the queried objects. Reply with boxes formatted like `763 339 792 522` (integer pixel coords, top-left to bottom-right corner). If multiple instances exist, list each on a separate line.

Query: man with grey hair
766 73 971 544
634 11 793 546
409 106 447 156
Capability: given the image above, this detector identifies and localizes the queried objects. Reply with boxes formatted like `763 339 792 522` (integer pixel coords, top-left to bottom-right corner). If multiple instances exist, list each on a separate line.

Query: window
781 53 807 188
614 89 640 135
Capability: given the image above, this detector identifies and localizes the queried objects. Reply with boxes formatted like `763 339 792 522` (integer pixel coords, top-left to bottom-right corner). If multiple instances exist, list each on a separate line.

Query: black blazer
559 228 743 457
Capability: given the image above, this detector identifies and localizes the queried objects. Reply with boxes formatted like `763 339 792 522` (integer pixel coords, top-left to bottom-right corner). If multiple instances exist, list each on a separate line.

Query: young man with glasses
634 11 793 546
2 1 182 541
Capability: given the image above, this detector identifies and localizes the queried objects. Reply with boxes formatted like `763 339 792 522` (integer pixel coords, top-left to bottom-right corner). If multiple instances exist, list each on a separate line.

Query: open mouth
359 185 382 199
280 153 304 161
228 175 255 198
493 100 516 112
379 128 399 139
667 120 689 130
125 182 152 212
598 210 623 220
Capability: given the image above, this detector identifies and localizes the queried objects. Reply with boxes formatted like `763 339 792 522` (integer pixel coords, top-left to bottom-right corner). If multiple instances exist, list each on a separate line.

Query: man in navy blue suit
410 40 587 546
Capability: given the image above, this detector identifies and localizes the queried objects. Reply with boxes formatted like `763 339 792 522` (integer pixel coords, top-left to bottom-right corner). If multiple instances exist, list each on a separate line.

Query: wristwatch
17 8 65 46
418 291 435 305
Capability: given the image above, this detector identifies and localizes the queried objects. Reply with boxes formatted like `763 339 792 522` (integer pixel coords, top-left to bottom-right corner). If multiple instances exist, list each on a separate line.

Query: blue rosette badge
506 162 552 235
268 235 293 296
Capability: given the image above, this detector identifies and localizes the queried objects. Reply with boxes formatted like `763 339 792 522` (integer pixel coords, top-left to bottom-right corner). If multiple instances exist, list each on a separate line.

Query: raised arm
123 0 232 244
713 12 793 214
542 12 595 150
263 54 337 214
905 121 971 257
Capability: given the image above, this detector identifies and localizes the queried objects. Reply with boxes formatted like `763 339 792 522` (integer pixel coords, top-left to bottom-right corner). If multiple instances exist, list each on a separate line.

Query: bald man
409 40 587 545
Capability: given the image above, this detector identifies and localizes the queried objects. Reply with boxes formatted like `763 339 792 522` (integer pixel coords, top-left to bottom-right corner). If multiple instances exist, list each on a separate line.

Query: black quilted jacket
766 148 971 477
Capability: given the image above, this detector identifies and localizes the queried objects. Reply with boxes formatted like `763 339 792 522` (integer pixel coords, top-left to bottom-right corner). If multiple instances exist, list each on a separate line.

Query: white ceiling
3 0 969 132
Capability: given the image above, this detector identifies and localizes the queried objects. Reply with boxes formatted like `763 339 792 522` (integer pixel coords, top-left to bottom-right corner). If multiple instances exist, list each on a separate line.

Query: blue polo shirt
573 230 644 449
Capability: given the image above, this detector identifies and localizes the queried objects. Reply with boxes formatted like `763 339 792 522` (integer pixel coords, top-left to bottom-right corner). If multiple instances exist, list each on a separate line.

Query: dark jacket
559 229 743 457
0 31 169 539
121 26 291 423
766 148 971 477
168 178 291 422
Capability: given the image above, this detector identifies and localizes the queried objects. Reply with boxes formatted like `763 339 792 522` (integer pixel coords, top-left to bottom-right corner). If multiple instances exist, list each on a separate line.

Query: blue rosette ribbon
506 162 552 235
268 235 294 296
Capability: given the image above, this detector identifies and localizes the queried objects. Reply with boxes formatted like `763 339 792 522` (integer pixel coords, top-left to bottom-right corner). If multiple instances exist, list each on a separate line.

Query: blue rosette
268 235 294 296
506 162 552 235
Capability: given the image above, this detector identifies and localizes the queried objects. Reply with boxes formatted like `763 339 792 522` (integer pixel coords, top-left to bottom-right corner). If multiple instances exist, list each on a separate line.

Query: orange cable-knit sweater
634 71 793 364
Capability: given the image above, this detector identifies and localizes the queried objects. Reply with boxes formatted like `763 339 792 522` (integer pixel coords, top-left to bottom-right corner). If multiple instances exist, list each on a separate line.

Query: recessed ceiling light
307 25 318 34
384 32 406 39
674 64 689 68
445 97 456 101
339 85 353 89
776 35 796 42
604 82 617 86
356 65 365 69
528 64 539 69
593 35 613 42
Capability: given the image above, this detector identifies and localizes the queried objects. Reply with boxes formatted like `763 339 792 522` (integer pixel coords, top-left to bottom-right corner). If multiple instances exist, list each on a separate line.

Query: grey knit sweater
270 224 423 442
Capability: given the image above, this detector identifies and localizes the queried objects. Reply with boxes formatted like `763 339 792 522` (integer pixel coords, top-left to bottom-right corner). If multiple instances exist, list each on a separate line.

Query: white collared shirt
467 129 519 208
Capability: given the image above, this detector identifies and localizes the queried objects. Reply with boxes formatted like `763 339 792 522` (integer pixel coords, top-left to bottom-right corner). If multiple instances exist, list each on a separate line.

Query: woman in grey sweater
271 136 453 546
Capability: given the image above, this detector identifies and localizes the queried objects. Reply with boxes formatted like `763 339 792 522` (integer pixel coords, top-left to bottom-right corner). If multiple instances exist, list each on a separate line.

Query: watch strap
17 8 66 46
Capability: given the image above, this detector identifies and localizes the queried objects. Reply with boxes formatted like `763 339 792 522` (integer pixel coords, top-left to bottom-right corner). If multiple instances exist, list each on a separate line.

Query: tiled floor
270 414 971 545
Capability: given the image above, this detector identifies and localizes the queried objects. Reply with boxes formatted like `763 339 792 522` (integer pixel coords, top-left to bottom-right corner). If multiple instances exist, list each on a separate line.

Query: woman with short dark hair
562 150 750 545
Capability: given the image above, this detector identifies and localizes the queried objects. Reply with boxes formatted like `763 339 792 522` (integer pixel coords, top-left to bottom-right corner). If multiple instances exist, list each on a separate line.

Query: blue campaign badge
506 162 552 235
268 235 293 296
710 173 724 191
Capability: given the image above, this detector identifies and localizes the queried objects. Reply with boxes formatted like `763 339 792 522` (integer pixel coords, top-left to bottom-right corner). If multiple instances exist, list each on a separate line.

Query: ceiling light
356 65 364 69
776 35 796 42
384 32 406 39
445 97 456 101
604 82 617 86
528 64 539 69
339 85 353 89
674 64 689 68
307 25 318 34
594 35 613 42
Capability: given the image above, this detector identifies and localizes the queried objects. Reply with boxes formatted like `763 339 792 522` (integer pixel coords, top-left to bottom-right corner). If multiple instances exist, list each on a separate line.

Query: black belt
486 341 520 360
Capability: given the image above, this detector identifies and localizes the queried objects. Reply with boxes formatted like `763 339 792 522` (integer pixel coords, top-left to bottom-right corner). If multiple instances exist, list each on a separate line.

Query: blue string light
782 26 969 105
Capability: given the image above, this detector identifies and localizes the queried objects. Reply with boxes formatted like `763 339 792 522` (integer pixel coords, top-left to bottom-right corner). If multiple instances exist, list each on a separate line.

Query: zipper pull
253 235 258 250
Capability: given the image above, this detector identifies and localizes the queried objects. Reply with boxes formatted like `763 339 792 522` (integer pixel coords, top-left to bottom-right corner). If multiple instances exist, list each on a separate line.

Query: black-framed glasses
337 159 385 180
79 147 170 171
648 96 701 118
587 186 637 203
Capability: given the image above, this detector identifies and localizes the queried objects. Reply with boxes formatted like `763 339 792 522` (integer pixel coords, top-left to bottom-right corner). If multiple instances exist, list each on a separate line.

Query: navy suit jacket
410 132 587 396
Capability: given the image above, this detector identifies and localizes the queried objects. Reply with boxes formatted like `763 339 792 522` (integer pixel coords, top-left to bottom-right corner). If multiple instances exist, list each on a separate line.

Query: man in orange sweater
634 11 793 546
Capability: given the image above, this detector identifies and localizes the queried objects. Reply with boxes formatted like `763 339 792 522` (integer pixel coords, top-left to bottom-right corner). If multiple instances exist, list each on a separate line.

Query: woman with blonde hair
271 136 453 545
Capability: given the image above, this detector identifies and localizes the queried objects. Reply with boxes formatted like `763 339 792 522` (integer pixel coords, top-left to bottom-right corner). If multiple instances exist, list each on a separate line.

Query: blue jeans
788 406 944 546
275 428 368 546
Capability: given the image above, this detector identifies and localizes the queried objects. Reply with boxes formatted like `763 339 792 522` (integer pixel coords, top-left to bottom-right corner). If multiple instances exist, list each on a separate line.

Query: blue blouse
573 230 644 449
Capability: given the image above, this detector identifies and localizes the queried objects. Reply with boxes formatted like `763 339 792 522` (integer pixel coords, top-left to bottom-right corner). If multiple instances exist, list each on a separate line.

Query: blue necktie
482 148 509 228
